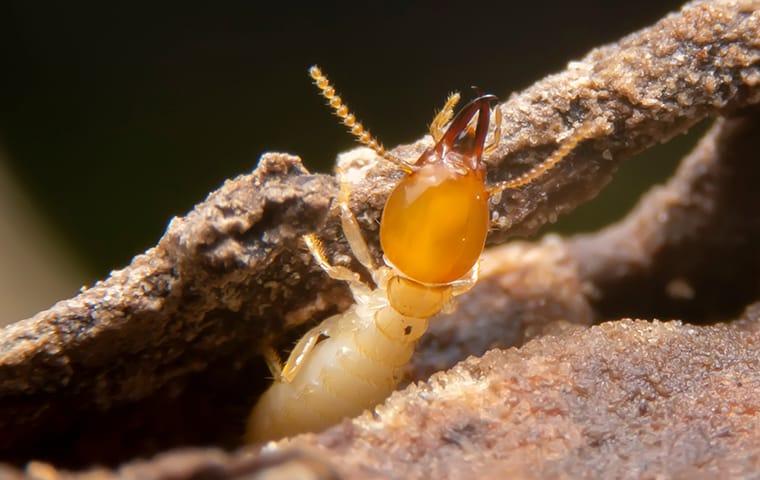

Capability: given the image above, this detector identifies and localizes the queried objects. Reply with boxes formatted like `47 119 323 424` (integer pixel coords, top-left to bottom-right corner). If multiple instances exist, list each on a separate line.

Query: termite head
380 95 497 285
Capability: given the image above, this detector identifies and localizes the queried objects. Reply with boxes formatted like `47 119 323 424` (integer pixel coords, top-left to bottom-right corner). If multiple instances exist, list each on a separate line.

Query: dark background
2 1 700 302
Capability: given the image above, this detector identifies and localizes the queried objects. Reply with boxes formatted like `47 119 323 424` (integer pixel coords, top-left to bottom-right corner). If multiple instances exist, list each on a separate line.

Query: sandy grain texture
0 0 759 476
12 318 760 479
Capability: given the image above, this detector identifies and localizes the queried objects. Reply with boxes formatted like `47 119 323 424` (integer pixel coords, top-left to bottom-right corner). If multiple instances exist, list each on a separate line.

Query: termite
245 66 601 443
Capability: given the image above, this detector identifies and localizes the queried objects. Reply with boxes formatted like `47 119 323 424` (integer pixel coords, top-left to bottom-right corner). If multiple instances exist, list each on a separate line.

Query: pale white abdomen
246 300 418 443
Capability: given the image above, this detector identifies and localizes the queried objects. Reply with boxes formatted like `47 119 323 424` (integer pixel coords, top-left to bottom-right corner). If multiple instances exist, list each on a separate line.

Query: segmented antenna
310 66 408 170
489 120 602 193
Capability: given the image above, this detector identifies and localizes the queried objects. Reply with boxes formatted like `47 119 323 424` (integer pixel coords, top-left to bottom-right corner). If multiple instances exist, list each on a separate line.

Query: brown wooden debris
282 318 760 479
569 109 760 323
11 318 760 479
0 0 759 476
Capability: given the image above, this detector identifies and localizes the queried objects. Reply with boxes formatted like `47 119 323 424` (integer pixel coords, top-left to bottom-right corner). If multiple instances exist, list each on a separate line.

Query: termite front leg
429 92 461 142
289 166 385 383
334 166 394 287
275 235 359 385
304 233 367 292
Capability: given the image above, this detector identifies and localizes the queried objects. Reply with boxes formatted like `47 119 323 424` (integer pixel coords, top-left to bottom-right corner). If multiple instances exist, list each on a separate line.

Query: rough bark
568 112 760 323
9 317 760 479
0 0 759 476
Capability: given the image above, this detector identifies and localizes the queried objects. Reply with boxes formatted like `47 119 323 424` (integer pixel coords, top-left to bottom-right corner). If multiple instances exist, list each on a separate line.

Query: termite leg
438 262 481 314
283 234 362 384
304 234 364 285
451 261 481 296
429 92 461 142
487 119 604 196
335 166 380 279
262 346 284 380
280 315 340 383
484 106 502 157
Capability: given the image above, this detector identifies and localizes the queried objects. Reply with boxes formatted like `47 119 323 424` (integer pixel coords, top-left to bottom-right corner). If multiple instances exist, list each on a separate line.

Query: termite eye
380 163 489 284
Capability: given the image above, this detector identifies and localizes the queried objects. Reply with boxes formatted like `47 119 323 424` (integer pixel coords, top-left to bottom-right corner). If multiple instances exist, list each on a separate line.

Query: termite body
246 66 600 443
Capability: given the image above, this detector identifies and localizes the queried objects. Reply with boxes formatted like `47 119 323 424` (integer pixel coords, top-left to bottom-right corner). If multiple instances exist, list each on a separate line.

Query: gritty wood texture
0 0 759 476
283 318 760 480
11 318 760 479
390 0 760 243
568 111 760 323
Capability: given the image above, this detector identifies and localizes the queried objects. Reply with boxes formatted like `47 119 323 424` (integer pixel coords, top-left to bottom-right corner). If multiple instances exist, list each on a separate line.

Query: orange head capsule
380 95 496 284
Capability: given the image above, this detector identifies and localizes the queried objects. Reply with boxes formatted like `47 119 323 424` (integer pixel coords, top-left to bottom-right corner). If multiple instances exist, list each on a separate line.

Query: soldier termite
245 66 601 443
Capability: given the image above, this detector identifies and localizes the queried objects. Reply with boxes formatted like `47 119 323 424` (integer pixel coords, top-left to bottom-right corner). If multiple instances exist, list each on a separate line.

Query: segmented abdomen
246 305 414 443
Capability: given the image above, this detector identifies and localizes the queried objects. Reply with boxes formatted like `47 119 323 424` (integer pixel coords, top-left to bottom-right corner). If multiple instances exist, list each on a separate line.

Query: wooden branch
0 0 758 475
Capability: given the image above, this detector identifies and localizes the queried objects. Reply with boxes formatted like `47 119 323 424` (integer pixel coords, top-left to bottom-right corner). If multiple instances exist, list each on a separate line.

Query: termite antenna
309 65 412 173
488 119 605 194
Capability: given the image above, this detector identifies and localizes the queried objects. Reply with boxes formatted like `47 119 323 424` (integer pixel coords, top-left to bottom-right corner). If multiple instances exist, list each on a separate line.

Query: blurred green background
1 1 703 320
